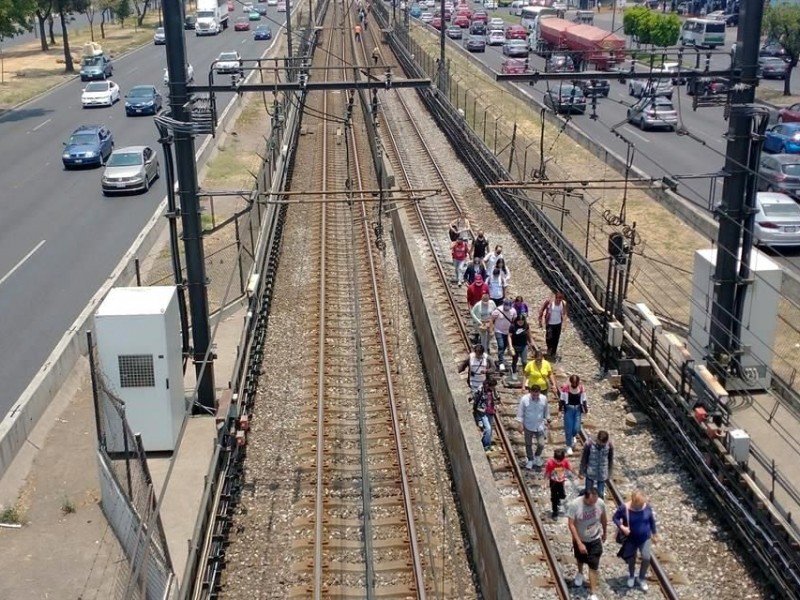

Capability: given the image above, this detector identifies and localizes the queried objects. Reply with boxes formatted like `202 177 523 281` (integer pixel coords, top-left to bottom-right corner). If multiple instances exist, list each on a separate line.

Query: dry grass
756 87 800 107
0 17 160 109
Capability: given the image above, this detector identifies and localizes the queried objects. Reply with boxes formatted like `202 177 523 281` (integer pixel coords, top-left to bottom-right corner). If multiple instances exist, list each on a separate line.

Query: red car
505 24 527 39
778 103 800 123
453 14 470 27
234 16 250 30
501 58 528 74
472 11 488 22
432 16 443 29
456 7 473 19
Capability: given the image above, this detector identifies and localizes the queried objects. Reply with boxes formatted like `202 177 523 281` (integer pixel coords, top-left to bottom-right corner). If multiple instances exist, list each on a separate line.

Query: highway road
421 4 800 269
0 7 288 420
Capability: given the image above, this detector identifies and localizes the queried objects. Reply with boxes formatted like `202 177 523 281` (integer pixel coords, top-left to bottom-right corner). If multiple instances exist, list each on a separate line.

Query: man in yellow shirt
524 349 557 397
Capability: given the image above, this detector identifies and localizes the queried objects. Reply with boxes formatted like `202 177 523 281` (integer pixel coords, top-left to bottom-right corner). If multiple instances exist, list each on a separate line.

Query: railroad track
361 25 683 599
287 5 426 598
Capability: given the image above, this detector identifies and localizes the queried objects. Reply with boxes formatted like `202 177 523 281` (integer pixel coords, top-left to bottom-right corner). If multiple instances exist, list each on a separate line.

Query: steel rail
363 28 572 600
312 2 336 594
348 14 428 598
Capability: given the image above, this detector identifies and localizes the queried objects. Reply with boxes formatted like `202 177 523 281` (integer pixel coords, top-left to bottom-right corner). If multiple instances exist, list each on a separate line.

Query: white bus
520 6 559 31
680 18 726 48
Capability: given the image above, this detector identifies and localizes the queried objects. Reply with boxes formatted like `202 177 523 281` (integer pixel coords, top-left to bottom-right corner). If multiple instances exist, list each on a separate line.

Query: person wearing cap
466 274 489 308
451 234 469 286
524 349 557 398
491 299 517 371
464 257 488 286
516 384 550 468
471 292 497 353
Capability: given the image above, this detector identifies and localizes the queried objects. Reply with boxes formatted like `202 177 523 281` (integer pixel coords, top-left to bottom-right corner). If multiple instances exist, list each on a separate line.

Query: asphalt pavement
431 4 800 270
0 8 287 420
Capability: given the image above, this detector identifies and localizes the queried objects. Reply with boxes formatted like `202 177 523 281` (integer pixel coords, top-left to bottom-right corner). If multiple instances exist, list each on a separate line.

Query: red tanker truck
533 17 625 70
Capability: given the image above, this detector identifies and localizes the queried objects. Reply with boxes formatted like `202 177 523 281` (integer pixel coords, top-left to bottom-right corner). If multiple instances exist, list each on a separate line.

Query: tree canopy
763 3 800 95
623 6 680 48
0 0 36 39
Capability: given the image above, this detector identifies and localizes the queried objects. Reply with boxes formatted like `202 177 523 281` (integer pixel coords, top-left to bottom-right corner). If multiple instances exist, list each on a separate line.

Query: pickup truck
80 54 113 81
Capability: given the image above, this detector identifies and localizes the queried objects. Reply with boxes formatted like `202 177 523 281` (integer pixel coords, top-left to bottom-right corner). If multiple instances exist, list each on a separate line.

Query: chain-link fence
90 336 176 600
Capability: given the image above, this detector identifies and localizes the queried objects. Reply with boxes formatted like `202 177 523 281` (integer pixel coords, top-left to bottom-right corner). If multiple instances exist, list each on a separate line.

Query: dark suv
545 53 575 73
573 78 610 98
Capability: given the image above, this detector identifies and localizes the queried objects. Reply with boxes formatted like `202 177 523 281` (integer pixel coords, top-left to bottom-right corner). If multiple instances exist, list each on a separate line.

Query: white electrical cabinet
94 286 185 452
688 248 782 391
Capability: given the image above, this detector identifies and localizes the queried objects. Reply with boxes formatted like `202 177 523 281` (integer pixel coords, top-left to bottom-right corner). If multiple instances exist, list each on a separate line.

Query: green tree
763 3 800 96
131 0 151 27
649 12 680 47
623 6 648 41
116 0 130 26
34 0 53 51
0 0 36 39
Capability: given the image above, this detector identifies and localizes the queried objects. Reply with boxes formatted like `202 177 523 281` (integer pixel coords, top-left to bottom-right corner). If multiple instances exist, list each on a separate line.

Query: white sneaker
533 456 543 467
573 572 584 587
566 447 574 456
639 580 649 591
525 460 534 469
627 577 635 588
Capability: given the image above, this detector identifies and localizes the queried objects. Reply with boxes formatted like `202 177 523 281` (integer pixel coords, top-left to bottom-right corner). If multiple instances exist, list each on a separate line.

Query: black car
464 34 486 53
255 3 268 14
469 22 487 36
253 24 272 39
125 85 163 116
543 85 586 114
758 154 800 198
184 14 197 29
686 75 729 96
573 78 609 98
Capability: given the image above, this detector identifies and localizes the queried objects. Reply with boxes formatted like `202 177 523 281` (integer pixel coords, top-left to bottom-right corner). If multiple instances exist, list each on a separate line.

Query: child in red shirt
544 448 576 519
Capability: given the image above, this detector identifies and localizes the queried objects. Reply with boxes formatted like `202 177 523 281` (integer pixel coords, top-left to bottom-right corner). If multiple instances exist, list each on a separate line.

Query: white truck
195 0 229 35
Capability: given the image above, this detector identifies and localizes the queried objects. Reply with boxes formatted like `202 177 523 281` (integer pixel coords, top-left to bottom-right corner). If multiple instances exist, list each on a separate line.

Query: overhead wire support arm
495 68 734 84
188 77 430 93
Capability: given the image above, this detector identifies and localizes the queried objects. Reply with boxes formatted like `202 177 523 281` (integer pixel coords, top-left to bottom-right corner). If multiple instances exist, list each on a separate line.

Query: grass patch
756 87 800 107
0 16 160 108
61 496 76 515
0 506 23 525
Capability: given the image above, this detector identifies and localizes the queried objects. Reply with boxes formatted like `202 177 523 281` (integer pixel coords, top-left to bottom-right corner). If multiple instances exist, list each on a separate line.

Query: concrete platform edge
390 203 530 598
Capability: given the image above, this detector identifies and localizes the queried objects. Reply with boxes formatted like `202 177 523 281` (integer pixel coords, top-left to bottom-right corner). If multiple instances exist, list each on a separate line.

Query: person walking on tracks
509 313 533 375
579 430 614 499
567 486 608 600
470 292 496 353
523 349 557 399
470 229 489 261
515 384 550 468
372 46 380 65
473 377 500 451
538 290 568 360
451 233 469 286
544 447 576 518
614 489 658 591
464 257 487 286
354 23 362 41
559 374 588 456
459 343 488 395
491 298 516 372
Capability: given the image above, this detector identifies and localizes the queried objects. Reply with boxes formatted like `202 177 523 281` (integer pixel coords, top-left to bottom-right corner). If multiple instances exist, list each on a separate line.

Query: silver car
101 146 160 195
754 192 800 247
627 96 678 131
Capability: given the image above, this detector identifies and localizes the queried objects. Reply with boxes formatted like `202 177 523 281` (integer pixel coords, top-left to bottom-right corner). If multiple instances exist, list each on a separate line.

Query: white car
215 51 242 74
628 76 673 99
420 11 434 22
510 0 525 15
266 0 277 4
81 80 120 107
487 29 506 45
163 64 195 84
488 17 504 28
754 192 800 247
243 2 253 11
484 0 498 8
425 0 435 7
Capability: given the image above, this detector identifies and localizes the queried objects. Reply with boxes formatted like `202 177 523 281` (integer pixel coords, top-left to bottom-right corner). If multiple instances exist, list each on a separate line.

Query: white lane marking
129 67 139 74
30 118 52 132
0 240 46 289
623 126 650 143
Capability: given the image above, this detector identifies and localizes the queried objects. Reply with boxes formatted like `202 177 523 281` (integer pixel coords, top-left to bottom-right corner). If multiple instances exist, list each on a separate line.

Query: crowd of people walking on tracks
453 217 657 598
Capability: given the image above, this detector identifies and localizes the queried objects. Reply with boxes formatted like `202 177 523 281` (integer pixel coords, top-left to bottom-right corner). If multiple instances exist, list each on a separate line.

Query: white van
520 6 559 31
680 18 726 48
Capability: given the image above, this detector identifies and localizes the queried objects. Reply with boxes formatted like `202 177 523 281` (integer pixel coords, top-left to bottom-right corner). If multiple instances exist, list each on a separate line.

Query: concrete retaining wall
390 199 529 599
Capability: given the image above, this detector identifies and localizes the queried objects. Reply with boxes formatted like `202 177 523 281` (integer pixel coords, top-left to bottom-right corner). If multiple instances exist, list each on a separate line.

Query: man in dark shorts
566 487 607 600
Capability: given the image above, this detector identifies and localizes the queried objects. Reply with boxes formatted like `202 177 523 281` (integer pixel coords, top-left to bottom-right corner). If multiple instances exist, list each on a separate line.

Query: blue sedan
764 123 800 154
253 24 272 40
62 124 114 169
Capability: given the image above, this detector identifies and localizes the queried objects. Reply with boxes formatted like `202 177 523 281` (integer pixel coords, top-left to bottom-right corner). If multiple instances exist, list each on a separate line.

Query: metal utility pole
162 0 216 411
706 0 764 384
286 0 294 78
438 0 445 90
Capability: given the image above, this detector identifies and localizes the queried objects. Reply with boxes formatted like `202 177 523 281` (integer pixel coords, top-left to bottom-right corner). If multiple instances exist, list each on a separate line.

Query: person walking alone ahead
567 487 608 600
544 448 576 518
372 47 380 65
451 234 469 286
579 430 614 499
614 490 658 591
354 23 362 40
559 374 588 456
538 290 568 360
516 385 550 468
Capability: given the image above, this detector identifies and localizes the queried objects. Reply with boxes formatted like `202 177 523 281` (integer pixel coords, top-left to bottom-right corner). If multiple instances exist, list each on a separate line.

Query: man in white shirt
515 385 550 468
470 292 496 354
491 298 516 371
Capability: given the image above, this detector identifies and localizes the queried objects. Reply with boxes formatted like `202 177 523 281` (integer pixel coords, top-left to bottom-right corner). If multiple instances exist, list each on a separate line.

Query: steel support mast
163 0 216 411
706 0 764 383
